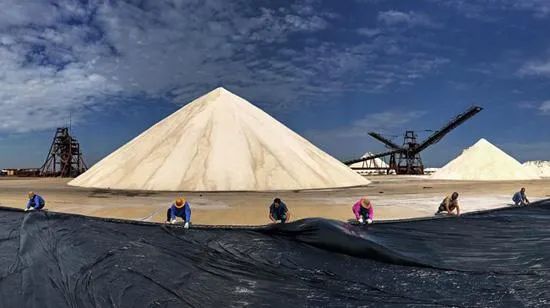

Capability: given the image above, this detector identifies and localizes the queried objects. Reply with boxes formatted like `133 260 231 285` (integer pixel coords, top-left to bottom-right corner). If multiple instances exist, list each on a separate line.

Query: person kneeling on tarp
436 192 460 216
166 198 191 229
352 197 374 224
25 191 45 211
269 198 291 223
512 187 530 206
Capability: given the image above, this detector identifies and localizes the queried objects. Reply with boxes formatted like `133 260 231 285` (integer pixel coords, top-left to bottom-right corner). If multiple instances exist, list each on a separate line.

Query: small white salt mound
523 161 550 178
70 87 370 191
432 138 541 181
349 152 389 172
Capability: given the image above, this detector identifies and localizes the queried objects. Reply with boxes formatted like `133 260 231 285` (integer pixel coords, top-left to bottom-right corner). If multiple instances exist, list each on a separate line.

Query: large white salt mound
432 138 540 181
523 161 550 178
70 87 370 191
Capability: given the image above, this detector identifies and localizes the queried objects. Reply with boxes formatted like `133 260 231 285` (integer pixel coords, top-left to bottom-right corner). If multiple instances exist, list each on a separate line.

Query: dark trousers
273 213 287 223
437 204 456 213
30 201 45 210
166 209 188 222
359 207 370 220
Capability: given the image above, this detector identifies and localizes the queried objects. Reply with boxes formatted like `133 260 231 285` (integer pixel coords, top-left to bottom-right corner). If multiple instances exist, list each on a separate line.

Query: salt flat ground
0 176 548 225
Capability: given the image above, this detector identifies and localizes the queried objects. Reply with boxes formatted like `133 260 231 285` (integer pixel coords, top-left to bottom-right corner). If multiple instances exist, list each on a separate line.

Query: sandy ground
0 176 549 225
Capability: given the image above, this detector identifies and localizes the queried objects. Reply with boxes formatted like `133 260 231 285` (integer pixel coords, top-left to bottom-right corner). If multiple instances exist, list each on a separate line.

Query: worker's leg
280 214 287 223
359 207 369 221
166 209 171 222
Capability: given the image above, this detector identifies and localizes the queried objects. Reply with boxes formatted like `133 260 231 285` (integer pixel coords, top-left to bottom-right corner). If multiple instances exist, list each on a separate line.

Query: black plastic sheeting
2 200 550 307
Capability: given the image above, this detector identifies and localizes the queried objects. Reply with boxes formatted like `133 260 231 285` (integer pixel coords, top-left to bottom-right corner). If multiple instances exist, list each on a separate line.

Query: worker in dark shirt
269 198 291 223
25 192 45 211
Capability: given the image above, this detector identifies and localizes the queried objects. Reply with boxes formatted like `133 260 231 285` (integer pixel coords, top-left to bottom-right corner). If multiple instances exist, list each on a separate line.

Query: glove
170 219 177 224
358 217 364 224
24 208 28 212
28 207 35 211
184 222 189 229
367 219 373 224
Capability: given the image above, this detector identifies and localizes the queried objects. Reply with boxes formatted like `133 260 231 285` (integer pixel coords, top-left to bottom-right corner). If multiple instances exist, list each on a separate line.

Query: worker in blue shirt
166 198 191 229
512 188 530 206
25 192 45 211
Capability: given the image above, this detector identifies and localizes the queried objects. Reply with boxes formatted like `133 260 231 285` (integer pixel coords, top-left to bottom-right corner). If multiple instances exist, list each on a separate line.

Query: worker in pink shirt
352 197 374 224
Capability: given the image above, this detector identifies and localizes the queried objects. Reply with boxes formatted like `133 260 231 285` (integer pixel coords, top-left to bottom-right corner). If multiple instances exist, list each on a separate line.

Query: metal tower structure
345 106 483 175
39 127 88 177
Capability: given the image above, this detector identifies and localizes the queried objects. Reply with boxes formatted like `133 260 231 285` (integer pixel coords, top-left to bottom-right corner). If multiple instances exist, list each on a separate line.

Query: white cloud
430 0 550 20
307 110 426 139
377 10 438 28
357 27 381 37
519 57 550 77
540 101 550 114
513 0 550 18
0 0 450 134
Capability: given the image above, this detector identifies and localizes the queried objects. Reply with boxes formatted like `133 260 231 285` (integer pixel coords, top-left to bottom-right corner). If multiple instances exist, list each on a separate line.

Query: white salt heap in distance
523 161 550 178
70 87 370 191
349 152 389 175
432 138 540 181
349 152 389 169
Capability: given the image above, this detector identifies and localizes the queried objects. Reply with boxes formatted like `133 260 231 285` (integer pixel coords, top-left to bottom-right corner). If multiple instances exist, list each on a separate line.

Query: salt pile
70 87 369 191
349 152 389 175
523 161 550 178
432 138 540 181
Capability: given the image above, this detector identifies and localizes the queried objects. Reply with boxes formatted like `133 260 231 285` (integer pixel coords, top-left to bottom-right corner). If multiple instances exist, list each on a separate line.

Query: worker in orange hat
166 197 191 228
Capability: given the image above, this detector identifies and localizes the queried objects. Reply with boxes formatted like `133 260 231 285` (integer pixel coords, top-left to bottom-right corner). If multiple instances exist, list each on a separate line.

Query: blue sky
1 0 550 168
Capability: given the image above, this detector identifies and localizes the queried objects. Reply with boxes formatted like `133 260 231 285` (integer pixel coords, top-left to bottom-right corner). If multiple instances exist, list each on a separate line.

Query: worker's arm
524 194 530 204
185 203 191 222
352 203 361 220
455 204 460 216
444 199 451 213
368 206 374 221
170 206 176 221
285 210 291 222
269 205 276 222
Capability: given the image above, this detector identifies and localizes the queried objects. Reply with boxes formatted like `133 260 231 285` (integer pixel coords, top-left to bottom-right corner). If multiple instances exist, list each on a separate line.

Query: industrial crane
39 127 88 177
345 106 483 174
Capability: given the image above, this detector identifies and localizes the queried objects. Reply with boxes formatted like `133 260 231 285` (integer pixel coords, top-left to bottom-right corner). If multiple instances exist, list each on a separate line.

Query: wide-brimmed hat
175 198 186 208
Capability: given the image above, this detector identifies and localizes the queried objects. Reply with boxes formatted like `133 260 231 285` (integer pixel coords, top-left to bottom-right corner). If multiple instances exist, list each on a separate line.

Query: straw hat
175 198 186 208
361 197 371 207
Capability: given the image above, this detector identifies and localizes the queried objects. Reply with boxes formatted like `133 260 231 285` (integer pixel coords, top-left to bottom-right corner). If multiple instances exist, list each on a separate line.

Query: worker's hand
358 217 364 224
28 207 34 211
366 219 373 224
184 222 189 229
170 219 177 224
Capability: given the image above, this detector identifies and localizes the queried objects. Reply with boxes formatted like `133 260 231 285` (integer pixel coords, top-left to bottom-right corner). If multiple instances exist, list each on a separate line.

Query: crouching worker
25 192 45 211
166 198 191 229
513 187 530 206
436 192 460 216
352 197 374 224
269 198 291 223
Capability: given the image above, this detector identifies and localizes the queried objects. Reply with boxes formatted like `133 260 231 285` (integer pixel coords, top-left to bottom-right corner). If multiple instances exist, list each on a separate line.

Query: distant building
1 169 17 176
